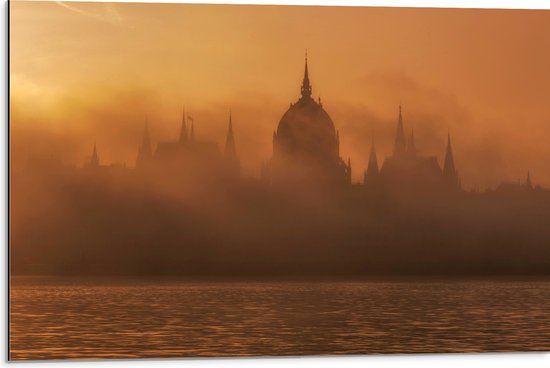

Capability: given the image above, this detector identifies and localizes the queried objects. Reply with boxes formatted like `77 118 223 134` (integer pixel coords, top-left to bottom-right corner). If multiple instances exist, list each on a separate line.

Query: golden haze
10 1 550 189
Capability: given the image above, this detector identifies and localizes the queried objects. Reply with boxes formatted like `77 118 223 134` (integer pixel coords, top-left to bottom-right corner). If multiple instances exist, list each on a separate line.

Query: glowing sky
10 1 550 188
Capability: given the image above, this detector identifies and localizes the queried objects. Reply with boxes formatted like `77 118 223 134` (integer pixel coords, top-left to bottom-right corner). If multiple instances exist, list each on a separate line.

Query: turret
364 136 379 185
89 142 99 167
224 111 237 158
393 105 407 158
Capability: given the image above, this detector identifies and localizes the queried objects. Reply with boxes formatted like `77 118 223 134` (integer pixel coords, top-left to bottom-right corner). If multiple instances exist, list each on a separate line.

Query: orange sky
10 1 550 189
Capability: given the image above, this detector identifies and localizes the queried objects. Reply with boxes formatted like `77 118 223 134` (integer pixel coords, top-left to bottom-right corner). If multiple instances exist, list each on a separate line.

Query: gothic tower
224 111 240 177
443 133 460 189
89 142 99 168
393 105 407 158
379 105 450 193
364 136 379 185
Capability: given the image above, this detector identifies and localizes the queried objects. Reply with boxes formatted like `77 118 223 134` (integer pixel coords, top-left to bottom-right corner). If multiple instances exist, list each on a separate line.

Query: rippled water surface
9 277 550 360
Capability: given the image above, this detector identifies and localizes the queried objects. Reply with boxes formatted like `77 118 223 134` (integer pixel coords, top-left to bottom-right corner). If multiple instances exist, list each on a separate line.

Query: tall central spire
300 50 312 99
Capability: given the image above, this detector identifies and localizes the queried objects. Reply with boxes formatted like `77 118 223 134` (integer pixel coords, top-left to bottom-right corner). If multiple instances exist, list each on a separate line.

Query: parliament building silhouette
12 56 550 277
83 56 540 195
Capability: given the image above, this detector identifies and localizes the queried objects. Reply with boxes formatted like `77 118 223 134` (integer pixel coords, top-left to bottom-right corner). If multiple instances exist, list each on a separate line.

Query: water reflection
9 278 550 360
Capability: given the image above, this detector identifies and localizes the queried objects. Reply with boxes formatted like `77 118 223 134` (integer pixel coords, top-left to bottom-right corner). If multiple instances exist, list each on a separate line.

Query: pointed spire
365 135 379 182
443 132 460 188
90 142 99 167
393 104 407 157
407 128 416 156
444 132 455 172
224 111 237 158
223 110 240 177
179 105 188 143
300 49 312 99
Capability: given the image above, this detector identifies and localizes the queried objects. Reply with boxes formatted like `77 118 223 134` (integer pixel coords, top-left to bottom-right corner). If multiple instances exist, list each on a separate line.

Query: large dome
274 56 339 162
276 96 338 161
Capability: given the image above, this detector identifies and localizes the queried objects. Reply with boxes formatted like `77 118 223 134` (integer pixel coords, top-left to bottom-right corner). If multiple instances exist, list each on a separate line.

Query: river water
9 277 550 360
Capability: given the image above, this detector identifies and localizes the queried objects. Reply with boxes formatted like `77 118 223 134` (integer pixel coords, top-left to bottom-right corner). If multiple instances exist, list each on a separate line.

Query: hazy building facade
495 171 542 194
365 106 461 193
263 56 351 189
134 108 240 183
78 56 548 199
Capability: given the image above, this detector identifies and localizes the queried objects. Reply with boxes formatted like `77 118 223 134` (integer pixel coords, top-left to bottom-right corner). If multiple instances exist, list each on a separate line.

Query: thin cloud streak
55 1 123 26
